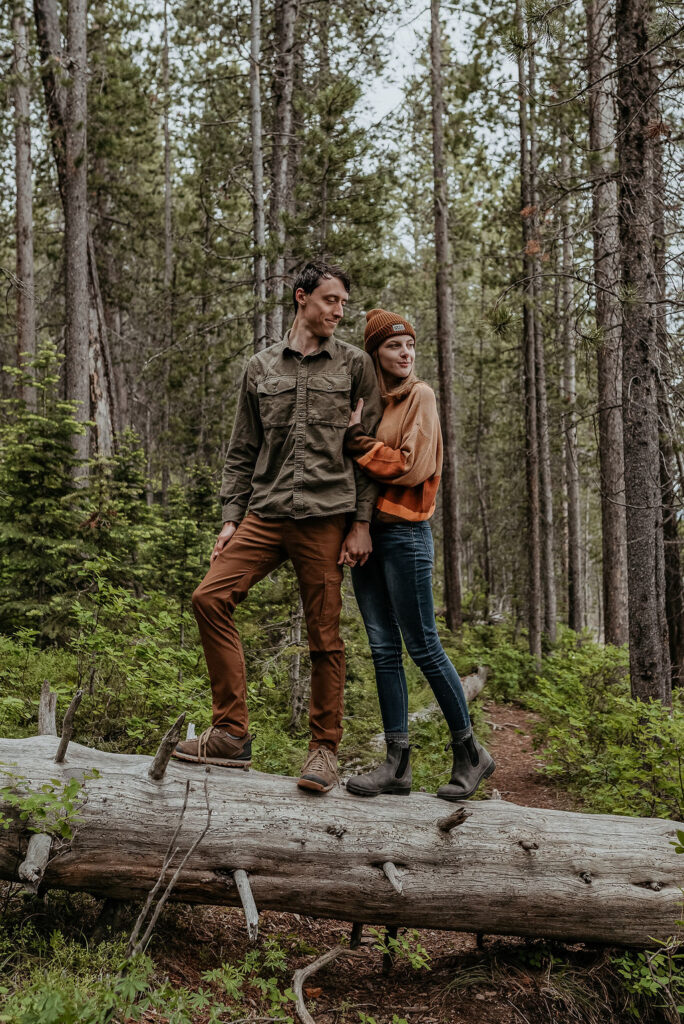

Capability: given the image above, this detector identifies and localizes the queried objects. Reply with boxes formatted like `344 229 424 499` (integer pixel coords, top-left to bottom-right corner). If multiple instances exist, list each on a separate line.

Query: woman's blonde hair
372 350 420 403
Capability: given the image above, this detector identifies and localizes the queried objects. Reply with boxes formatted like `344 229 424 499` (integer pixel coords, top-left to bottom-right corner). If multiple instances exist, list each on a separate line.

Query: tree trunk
160 0 173 504
616 0 670 702
12 0 37 407
64 0 90 471
586 0 629 647
266 0 297 344
429 0 462 632
250 0 267 354
33 0 118 459
2 734 683 948
288 594 306 730
527 39 556 645
560 139 583 632
653 139 684 688
515 0 542 662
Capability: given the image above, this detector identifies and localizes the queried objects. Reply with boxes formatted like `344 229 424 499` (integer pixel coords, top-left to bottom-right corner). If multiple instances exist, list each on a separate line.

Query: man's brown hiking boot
297 746 339 793
172 726 252 768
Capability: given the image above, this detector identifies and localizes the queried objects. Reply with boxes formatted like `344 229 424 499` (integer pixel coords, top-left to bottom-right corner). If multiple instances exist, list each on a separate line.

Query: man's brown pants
192 513 346 751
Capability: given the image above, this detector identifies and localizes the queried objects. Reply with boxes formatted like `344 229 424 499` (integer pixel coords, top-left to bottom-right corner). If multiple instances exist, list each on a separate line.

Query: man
173 260 382 793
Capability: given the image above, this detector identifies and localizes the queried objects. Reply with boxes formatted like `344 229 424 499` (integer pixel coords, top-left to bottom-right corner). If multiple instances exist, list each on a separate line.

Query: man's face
295 276 348 338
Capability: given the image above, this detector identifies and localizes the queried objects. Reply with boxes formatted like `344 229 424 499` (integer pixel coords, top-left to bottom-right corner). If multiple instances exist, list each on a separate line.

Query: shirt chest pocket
257 376 297 428
307 373 352 427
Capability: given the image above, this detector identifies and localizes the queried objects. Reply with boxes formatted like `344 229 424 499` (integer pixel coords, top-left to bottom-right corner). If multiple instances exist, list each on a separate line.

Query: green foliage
0 346 87 639
0 767 97 840
524 630 684 819
613 942 684 1018
368 928 431 971
0 912 297 1024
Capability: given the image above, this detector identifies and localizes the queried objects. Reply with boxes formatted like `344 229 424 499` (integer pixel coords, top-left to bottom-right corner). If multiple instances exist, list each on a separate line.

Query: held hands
348 397 364 428
337 521 372 569
211 522 237 562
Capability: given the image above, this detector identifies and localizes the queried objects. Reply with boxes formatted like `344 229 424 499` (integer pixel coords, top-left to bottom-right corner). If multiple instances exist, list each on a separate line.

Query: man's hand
338 521 372 568
348 397 363 427
211 522 238 562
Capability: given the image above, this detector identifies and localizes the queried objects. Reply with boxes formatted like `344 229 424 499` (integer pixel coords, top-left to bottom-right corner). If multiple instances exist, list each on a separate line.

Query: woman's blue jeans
351 521 471 736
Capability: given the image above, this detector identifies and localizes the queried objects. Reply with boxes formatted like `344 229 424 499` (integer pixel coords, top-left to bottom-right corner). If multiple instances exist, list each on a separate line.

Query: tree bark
266 0 297 344
250 0 267 353
527 39 556 645
1 735 683 948
160 0 173 504
515 0 542 663
616 0 670 702
64 0 90 471
33 0 118 459
653 138 684 688
429 0 462 632
586 0 629 647
12 0 37 407
560 139 583 632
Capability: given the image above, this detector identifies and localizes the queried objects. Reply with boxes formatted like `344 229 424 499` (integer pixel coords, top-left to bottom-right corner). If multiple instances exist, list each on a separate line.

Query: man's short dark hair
292 260 351 314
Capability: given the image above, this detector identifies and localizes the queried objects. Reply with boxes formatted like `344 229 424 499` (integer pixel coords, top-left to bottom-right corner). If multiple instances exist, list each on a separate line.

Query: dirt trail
480 700 576 811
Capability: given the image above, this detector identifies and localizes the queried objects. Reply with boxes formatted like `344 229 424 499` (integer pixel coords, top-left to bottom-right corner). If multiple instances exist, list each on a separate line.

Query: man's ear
294 287 306 309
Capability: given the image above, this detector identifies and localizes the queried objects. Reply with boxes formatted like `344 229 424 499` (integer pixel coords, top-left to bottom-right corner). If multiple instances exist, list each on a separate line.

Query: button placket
293 361 308 516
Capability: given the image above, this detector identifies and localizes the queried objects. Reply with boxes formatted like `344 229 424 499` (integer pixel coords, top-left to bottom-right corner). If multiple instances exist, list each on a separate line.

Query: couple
172 260 495 801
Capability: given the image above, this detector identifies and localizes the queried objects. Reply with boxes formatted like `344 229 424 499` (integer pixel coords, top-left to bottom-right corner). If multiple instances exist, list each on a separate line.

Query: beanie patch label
392 323 404 332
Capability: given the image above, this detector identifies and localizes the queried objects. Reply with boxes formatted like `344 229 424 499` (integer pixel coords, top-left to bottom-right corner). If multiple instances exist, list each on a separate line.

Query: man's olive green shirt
220 333 383 524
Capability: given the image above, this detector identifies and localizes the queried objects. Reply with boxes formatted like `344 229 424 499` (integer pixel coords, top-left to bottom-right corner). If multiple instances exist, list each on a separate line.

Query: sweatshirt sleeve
349 351 382 522
344 386 440 488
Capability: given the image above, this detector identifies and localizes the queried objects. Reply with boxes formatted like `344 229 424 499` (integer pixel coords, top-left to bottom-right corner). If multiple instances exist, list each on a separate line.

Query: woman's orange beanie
363 308 416 355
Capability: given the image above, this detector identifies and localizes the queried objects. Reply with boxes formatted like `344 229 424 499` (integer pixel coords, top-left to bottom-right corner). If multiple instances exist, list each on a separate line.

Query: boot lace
197 726 218 764
304 746 339 784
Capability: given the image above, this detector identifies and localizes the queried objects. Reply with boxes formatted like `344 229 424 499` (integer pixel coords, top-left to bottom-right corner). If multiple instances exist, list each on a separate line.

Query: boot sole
297 776 336 793
345 783 411 797
171 750 251 769
436 759 496 802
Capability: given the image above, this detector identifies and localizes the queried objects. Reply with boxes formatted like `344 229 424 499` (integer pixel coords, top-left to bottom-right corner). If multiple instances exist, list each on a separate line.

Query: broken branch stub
18 833 52 892
54 689 84 764
233 869 259 943
148 713 187 781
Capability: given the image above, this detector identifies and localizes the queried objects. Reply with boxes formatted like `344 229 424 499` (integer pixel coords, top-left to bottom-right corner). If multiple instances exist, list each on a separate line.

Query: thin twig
126 780 191 954
54 689 83 763
134 774 212 955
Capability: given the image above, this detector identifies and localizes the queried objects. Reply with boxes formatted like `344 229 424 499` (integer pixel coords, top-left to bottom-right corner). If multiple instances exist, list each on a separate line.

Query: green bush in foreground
526 629 684 820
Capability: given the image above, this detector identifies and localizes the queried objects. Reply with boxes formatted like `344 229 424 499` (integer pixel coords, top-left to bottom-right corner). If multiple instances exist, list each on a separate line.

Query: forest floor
138 702 622 1024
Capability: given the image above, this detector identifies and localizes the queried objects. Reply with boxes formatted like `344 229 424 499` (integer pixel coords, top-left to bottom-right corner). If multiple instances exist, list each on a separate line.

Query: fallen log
0 733 682 947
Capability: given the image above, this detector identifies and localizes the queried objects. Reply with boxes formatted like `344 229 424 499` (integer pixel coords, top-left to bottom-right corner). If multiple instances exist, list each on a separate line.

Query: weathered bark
653 139 684 688
250 0 267 353
475 307 493 615
586 0 628 647
288 594 306 730
527 39 556 645
515 0 542 663
160 0 173 503
64 0 90 470
616 0 670 702
266 0 297 344
429 0 462 632
33 0 118 458
560 139 583 632
1 734 682 948
12 0 37 406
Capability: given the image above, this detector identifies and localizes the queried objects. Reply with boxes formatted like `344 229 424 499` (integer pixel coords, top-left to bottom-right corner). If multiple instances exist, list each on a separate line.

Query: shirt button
328 384 333 390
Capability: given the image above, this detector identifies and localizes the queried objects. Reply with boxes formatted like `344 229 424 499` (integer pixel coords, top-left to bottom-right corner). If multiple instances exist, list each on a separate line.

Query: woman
345 307 495 801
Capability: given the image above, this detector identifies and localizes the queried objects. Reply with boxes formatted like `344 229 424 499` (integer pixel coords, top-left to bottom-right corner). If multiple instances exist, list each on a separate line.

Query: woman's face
377 333 415 383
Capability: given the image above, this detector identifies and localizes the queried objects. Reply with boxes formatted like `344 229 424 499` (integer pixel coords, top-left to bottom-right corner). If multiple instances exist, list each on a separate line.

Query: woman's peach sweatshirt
344 381 442 523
